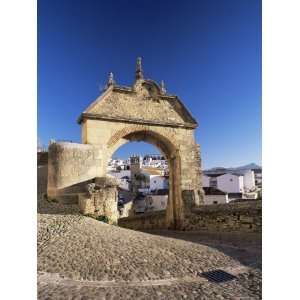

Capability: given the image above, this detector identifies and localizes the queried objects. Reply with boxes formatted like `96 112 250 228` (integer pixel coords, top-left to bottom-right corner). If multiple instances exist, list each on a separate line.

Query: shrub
96 215 109 223
84 213 96 219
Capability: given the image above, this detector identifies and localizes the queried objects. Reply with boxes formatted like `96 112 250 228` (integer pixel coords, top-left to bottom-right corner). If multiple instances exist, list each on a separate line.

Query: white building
133 189 168 213
255 172 262 186
107 158 130 171
202 174 210 187
203 187 229 205
108 170 131 190
143 154 167 169
217 173 244 194
109 170 130 179
140 168 169 192
240 169 255 192
145 193 168 212
149 175 169 191
202 169 255 194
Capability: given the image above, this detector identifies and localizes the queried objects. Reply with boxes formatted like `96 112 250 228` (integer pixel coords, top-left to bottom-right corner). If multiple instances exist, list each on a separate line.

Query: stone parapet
118 211 166 230
182 200 262 232
47 142 103 199
118 201 261 233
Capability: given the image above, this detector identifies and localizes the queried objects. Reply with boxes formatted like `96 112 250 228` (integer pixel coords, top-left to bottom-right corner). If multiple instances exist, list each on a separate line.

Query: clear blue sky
38 0 261 169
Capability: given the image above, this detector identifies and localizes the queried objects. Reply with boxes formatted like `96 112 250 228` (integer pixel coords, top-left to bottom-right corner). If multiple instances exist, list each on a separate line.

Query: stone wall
47 142 102 200
118 201 261 233
37 152 48 166
78 177 119 223
182 200 262 232
38 165 48 199
118 211 166 230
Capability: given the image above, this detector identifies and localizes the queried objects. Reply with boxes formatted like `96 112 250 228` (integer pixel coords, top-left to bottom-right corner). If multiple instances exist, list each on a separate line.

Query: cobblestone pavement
38 198 261 299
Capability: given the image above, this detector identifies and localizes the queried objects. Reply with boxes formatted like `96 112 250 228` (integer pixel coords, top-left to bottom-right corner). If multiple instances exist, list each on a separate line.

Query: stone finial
135 57 143 80
103 72 115 91
160 80 167 94
107 72 115 87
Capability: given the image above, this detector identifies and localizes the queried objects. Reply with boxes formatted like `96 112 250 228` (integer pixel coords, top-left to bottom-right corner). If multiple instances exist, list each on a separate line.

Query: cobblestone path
38 198 261 299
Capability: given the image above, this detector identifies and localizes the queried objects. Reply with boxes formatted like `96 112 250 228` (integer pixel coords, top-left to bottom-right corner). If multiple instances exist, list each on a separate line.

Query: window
213 201 218 204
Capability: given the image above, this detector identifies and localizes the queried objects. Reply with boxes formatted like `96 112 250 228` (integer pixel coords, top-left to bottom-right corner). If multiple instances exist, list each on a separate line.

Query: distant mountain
209 167 227 171
234 163 261 170
205 163 261 173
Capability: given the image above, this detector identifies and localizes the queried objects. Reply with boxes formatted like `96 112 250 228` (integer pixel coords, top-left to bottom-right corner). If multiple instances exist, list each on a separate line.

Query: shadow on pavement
142 229 262 270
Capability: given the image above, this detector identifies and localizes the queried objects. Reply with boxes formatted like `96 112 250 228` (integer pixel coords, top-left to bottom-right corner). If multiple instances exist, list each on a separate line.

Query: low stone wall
118 210 166 230
182 200 262 232
47 142 102 199
37 152 48 166
118 201 261 232
37 165 48 198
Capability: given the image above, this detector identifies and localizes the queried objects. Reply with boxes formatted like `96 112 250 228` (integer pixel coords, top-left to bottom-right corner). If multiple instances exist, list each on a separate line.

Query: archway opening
106 129 182 229
108 141 168 216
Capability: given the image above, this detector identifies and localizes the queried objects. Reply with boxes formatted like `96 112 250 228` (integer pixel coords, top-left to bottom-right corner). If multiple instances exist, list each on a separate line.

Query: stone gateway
47 58 204 229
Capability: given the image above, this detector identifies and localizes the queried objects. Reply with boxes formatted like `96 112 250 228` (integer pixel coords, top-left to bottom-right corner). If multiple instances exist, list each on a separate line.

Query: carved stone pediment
78 79 197 128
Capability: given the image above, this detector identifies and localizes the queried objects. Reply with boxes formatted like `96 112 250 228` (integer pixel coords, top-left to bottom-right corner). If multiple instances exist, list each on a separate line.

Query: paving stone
38 196 261 299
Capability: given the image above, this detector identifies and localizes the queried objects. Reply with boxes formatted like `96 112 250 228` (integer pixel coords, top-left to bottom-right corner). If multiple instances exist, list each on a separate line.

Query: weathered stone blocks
47 73 205 229
78 194 94 215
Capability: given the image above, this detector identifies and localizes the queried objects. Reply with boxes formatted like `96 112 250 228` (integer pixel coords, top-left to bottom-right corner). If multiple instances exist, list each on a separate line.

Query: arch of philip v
47 58 204 230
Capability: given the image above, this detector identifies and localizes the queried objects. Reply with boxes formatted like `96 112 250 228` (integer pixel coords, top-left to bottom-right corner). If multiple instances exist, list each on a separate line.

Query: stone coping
192 200 262 214
77 113 197 129
49 141 96 149
119 210 166 222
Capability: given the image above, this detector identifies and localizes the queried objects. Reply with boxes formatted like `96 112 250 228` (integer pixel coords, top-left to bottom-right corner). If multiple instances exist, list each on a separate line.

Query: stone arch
47 58 204 230
107 126 179 157
106 127 183 229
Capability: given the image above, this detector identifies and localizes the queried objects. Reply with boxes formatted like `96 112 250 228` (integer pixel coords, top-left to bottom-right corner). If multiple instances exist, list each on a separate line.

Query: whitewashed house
108 170 130 180
108 170 131 190
150 175 169 191
135 189 168 212
241 169 256 191
255 172 262 186
216 173 244 194
145 194 168 212
202 174 210 187
140 168 169 192
203 187 229 205
143 154 167 169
